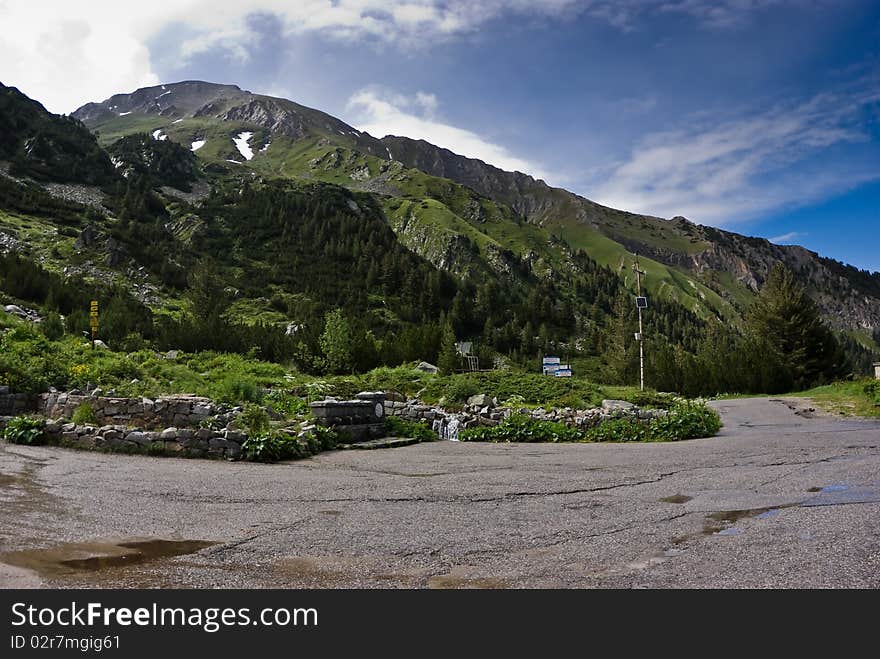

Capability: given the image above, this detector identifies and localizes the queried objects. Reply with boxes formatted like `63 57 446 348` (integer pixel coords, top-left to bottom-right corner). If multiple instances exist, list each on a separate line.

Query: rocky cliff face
73 81 247 123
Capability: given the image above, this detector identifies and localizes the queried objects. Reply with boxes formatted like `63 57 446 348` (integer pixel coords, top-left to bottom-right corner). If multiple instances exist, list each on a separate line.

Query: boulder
125 431 149 445
415 361 439 374
467 394 493 408
223 430 245 443
160 427 178 440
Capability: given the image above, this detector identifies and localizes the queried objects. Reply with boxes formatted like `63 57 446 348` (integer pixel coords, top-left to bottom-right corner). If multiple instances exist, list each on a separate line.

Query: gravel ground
1 397 878 589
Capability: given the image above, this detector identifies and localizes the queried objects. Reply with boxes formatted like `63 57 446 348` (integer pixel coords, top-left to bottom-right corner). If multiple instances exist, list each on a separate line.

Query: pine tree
605 291 639 385
745 264 847 391
187 260 230 325
438 320 460 376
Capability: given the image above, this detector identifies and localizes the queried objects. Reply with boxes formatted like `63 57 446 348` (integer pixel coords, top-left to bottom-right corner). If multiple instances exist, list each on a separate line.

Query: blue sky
2 1 878 271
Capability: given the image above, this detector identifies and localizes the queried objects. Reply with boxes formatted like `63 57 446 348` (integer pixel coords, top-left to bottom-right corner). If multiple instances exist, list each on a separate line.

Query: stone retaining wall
38 393 222 429
40 419 244 459
0 391 37 416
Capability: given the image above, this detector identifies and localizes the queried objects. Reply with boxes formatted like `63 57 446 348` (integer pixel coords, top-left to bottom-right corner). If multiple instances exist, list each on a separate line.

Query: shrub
648 400 722 441
583 418 648 442
863 380 880 406
460 414 584 443
241 431 285 463
385 416 437 442
443 377 480 403
242 427 333 462
239 403 270 435
0 327 68 393
313 425 338 451
71 402 98 425
41 312 65 340
459 401 721 443
2 416 44 445
298 379 335 402
263 390 309 418
215 376 263 404
68 363 91 389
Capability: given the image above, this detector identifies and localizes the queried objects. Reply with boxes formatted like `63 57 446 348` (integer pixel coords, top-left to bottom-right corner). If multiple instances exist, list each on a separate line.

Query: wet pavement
1 397 878 588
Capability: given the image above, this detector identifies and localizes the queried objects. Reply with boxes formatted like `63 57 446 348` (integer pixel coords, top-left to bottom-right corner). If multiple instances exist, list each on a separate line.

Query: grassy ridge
791 379 880 418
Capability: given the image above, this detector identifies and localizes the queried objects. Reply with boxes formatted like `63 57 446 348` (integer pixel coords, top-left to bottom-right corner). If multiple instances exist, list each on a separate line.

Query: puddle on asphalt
715 527 741 536
659 494 692 504
0 538 217 577
702 506 787 536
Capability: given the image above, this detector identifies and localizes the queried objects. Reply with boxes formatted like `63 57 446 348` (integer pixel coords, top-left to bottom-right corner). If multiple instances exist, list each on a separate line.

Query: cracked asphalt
1 397 878 588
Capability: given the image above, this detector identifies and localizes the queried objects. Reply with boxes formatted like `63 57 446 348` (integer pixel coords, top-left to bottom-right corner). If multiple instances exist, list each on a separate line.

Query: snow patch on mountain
232 132 254 160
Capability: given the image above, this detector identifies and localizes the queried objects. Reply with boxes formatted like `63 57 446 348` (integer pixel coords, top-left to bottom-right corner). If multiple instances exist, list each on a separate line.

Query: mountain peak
72 81 247 124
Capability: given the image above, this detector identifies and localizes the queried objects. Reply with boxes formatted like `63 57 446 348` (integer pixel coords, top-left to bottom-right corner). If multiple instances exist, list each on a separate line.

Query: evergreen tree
41 311 64 340
187 260 230 325
605 291 639 385
745 264 847 391
438 320 461 375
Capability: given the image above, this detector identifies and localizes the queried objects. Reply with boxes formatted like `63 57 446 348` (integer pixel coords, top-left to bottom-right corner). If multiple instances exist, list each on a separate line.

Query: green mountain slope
0 80 875 383
72 80 880 339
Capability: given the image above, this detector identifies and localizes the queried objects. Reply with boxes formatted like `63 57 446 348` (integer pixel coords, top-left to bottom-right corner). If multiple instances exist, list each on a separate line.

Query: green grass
0 210 80 265
543 217 736 321
790 379 880 418
91 114 170 145
601 211 710 256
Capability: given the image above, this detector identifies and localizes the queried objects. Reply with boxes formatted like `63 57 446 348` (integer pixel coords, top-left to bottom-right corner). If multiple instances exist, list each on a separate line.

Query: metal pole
633 256 645 391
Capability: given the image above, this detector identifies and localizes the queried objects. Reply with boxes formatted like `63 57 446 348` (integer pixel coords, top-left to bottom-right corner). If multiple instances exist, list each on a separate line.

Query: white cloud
768 231 805 244
0 1 825 113
415 92 438 117
347 87 550 179
0 1 165 113
592 87 880 224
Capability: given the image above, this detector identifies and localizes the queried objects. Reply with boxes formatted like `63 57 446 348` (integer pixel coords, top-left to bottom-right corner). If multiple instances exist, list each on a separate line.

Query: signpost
542 356 561 376
89 300 98 349
632 257 646 391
